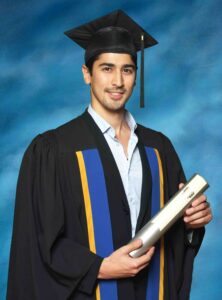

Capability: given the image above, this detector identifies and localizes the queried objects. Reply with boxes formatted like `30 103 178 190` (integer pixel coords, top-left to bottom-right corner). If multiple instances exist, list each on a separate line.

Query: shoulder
26 113 87 155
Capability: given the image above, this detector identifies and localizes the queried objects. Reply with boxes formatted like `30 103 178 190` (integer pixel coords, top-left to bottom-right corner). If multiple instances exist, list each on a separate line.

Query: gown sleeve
7 133 103 300
160 133 205 300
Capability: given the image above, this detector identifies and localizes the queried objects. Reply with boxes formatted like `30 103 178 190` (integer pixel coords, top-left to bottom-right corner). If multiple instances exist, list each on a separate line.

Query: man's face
83 53 136 113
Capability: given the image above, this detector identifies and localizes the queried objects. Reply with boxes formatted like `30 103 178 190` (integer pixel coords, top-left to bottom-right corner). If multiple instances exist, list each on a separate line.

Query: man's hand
98 239 155 279
179 183 213 229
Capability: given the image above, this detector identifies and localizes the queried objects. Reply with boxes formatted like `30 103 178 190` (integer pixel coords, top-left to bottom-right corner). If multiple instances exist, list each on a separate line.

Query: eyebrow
98 63 136 69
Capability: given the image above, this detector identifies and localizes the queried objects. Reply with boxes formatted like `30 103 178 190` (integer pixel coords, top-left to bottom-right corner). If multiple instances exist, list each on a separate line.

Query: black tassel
140 33 145 108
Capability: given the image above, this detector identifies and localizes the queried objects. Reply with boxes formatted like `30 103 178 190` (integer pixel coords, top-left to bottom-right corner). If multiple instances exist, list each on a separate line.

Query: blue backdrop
1 0 221 299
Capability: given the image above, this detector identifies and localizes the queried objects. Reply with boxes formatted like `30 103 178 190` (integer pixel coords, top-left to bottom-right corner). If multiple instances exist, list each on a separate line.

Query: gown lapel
82 111 153 238
135 139 152 233
82 111 132 246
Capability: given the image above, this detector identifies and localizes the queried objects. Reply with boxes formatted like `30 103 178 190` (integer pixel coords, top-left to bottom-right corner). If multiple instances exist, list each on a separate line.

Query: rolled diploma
130 174 209 258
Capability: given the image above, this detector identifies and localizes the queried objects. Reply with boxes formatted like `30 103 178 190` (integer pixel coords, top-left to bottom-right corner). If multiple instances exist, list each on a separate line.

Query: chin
106 102 126 112
105 98 128 111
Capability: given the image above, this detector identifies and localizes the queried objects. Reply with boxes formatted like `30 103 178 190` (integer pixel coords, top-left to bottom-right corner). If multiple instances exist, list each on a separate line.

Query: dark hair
85 53 137 75
85 55 99 75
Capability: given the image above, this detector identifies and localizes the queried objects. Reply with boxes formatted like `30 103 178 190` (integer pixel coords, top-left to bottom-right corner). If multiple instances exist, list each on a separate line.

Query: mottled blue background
1 0 221 299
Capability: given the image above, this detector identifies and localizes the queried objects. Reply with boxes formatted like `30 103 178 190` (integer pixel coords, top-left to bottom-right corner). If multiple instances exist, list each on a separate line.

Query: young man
7 10 212 300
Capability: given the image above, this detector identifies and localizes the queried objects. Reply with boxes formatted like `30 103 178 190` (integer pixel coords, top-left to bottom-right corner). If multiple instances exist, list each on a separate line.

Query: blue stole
76 147 164 300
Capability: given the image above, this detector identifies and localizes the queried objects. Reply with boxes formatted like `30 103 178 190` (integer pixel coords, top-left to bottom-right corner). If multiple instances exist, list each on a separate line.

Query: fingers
185 209 212 227
190 194 207 207
179 183 185 189
185 198 209 215
100 241 155 279
179 182 213 229
134 247 155 265
122 239 142 254
184 193 211 221
128 247 155 276
125 240 155 263
179 182 209 213
185 215 212 228
184 207 211 223
184 192 212 225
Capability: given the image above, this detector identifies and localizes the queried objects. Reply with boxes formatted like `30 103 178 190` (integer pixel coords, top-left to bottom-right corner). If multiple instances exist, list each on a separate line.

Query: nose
111 70 124 88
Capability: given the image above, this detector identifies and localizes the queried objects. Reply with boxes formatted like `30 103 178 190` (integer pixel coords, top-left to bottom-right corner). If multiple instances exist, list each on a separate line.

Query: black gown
7 110 204 300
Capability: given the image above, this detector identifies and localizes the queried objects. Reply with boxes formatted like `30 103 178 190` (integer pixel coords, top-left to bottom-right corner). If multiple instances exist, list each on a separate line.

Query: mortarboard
64 10 158 107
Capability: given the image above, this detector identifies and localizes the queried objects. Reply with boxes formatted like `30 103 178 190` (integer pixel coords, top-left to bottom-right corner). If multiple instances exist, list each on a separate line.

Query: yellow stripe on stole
154 149 165 300
76 151 101 300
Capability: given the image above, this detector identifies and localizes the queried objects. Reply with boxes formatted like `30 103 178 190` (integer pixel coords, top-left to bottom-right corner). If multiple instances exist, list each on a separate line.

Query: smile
107 91 125 100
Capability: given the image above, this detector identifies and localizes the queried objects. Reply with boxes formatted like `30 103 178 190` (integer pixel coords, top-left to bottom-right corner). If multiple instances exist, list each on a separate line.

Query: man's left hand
179 183 213 229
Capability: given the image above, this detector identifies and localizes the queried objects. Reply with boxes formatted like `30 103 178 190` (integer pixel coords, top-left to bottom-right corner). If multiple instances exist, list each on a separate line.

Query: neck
91 103 127 134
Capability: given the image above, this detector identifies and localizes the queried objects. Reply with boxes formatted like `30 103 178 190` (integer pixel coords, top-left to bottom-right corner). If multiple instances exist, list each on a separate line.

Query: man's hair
85 54 137 75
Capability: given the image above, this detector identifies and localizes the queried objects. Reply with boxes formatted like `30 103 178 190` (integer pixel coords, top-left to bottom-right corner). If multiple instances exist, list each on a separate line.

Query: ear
82 65 91 84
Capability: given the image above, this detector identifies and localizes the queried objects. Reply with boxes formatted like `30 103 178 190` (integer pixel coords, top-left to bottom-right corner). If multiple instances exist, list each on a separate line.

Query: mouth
106 90 125 100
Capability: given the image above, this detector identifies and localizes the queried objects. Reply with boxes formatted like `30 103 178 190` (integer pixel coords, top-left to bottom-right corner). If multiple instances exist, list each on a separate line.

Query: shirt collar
88 104 137 135
125 110 137 132
88 105 111 134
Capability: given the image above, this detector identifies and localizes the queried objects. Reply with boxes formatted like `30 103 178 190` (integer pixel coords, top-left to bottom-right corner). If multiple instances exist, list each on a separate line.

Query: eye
122 68 134 74
102 66 112 72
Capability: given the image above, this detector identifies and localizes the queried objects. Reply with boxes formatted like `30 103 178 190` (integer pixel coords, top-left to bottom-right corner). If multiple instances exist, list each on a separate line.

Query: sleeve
161 133 205 247
7 134 103 300
160 134 205 299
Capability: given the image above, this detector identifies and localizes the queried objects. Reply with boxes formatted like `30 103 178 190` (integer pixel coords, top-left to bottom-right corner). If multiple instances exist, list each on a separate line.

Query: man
7 10 212 300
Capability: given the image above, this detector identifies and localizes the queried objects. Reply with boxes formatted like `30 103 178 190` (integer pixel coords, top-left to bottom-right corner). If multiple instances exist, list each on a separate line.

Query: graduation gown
7 110 204 300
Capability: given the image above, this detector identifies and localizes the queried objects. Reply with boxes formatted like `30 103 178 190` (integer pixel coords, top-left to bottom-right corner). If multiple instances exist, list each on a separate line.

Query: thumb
179 182 185 190
122 239 143 254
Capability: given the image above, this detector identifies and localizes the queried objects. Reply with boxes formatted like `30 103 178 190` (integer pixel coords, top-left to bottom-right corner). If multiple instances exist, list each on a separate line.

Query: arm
160 134 206 298
7 134 103 299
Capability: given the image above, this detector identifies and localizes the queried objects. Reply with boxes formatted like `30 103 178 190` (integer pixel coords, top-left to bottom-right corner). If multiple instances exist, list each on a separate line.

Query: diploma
129 174 209 258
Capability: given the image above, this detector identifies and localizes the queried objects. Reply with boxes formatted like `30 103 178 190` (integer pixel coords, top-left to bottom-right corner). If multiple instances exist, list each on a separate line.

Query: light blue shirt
88 105 142 237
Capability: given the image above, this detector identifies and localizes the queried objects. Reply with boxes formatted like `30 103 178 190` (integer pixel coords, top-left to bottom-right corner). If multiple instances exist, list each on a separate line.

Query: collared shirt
88 105 142 237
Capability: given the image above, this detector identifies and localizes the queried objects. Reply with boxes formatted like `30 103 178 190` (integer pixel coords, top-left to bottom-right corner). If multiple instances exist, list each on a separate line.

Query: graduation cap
64 9 158 107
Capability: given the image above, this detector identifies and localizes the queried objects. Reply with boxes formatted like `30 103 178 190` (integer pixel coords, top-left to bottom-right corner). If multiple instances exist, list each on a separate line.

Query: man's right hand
98 239 155 279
